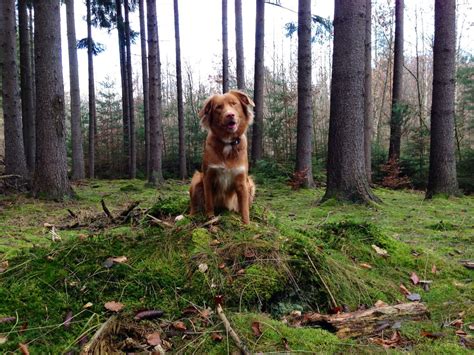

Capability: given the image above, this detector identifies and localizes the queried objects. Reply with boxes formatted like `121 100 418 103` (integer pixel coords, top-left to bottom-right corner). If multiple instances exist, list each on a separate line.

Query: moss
148 194 189 217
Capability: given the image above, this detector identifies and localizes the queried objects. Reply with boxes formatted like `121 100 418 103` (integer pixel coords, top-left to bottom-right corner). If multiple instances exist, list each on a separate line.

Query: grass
0 179 473 353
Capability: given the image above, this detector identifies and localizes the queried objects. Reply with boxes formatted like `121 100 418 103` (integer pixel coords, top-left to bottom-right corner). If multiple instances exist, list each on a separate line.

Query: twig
304 249 338 309
146 214 174 228
117 201 140 220
216 304 250 355
0 174 22 180
67 209 78 218
81 315 117 354
201 216 220 228
100 199 114 222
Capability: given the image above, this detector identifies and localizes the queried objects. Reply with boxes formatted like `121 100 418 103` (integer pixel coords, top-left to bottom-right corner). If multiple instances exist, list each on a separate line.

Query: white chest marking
223 145 232 156
208 164 246 191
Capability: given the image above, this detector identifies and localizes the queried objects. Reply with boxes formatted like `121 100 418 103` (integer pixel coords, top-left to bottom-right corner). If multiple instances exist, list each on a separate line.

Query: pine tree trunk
388 0 404 161
426 0 459 198
18 0 35 175
87 0 96 179
174 0 187 180
147 0 163 185
322 0 380 203
0 0 28 179
235 0 245 90
222 0 229 93
124 0 136 178
295 0 314 188
364 0 373 183
251 0 265 165
66 0 86 180
138 0 150 178
32 0 73 199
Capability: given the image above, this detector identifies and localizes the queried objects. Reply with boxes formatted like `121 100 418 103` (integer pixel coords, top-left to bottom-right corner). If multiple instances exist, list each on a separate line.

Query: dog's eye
216 104 223 111
230 101 238 106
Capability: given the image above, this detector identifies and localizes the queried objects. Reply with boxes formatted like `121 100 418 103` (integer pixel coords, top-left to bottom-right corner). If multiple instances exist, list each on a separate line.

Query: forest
0 0 473 353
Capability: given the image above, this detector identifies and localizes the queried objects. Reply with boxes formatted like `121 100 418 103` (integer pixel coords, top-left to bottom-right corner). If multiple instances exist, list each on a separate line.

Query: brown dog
189 90 256 224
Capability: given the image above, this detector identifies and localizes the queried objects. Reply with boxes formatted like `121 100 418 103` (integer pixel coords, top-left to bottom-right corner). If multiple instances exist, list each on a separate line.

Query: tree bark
364 0 373 183
322 0 380 203
388 0 404 161
87 0 96 179
138 0 150 178
174 0 187 180
66 0 86 180
251 0 265 165
426 0 459 198
18 0 35 175
32 0 73 199
0 0 28 179
295 0 314 188
222 0 229 93
124 0 136 178
147 0 164 185
235 0 245 90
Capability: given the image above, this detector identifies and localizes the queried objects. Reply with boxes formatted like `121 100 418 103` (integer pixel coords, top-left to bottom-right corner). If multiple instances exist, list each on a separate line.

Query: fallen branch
216 304 250 355
100 199 115 222
288 302 429 338
147 214 174 228
81 315 118 354
117 201 140 222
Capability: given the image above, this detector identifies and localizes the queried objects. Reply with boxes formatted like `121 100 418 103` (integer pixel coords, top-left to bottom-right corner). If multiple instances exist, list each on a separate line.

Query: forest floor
0 179 473 353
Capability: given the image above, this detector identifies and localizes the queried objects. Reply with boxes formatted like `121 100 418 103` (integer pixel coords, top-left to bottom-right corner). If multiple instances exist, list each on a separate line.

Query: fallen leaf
83 302 93 309
63 310 73 329
407 293 421 302
218 263 226 269
421 330 444 339
0 260 9 273
210 239 221 246
468 324 474 331
0 316 16 324
211 332 223 342
181 306 198 315
19 343 29 355
450 319 463 328
104 301 124 312
399 284 411 296
0 336 7 345
111 256 127 264
372 244 389 257
458 311 465 318
360 262 372 269
456 329 468 337
410 272 420 285
374 300 388 308
369 331 401 348
198 263 208 273
175 214 185 222
199 308 212 321
173 321 187 331
146 332 162 346
43 222 54 228
236 269 245 276
460 260 474 270
162 339 173 350
431 264 437 274
134 309 164 321
251 321 262 337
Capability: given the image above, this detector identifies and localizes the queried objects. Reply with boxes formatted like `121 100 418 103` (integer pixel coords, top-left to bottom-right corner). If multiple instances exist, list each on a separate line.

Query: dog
189 90 256 224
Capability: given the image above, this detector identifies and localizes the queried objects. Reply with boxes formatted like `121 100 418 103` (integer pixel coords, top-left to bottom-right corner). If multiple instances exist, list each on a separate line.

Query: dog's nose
225 112 235 120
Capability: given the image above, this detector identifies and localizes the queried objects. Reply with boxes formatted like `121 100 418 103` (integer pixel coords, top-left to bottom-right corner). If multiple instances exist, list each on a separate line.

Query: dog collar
229 137 241 146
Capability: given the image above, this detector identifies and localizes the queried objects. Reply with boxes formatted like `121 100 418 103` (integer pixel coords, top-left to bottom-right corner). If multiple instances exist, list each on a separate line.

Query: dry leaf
104 301 124 312
218 263 226 269
468 324 474 331
450 319 463 328
251 321 263 337
399 284 411 296
236 269 245 276
210 239 221 246
0 336 7 345
173 321 187 331
63 310 73 329
211 332 223 342
410 272 420 285
83 302 93 309
374 300 388 308
162 339 173 350
460 260 474 270
198 263 208 273
372 244 389 257
146 332 162 346
0 260 9 273
134 310 164 321
420 330 444 339
369 331 401 348
19 343 30 355
456 329 468 337
111 256 128 264
360 263 372 269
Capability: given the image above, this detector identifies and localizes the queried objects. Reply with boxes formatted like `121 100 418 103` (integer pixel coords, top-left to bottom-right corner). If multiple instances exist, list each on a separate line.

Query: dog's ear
229 90 255 125
198 95 215 130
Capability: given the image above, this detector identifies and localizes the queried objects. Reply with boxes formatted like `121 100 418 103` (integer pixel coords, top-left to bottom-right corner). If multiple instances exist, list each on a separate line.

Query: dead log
100 199 115 222
116 201 140 222
289 302 429 338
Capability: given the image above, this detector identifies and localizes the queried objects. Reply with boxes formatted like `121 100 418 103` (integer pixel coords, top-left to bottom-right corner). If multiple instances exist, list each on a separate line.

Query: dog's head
198 90 255 138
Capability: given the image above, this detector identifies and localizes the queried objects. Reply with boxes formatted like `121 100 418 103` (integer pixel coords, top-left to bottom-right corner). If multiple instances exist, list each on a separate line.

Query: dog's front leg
203 174 215 218
235 174 250 224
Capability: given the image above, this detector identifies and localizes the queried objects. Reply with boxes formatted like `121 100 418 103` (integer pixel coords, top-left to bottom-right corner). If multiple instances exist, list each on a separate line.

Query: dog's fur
189 90 256 224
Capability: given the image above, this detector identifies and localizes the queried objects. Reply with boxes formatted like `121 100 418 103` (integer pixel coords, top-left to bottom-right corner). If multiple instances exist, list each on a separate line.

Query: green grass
0 180 473 353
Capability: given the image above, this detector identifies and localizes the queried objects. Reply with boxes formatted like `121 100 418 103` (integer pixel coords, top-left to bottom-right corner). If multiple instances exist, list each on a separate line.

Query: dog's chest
208 164 245 191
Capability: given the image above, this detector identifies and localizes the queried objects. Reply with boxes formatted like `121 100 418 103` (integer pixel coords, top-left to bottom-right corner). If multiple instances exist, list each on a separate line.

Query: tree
18 0 35 174
222 0 229 93
0 0 28 179
174 0 187 179
364 0 372 183
426 0 459 198
251 0 265 164
138 0 150 177
235 0 245 90
66 0 86 180
147 0 163 185
86 0 97 179
295 0 314 187
32 0 73 199
322 0 379 203
388 0 404 161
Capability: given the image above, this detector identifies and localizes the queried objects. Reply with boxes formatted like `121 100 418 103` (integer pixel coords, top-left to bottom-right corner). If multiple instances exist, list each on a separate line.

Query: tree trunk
174 0 187 180
251 0 265 165
0 0 28 179
295 0 314 188
364 0 373 183
138 0 150 178
18 0 35 175
235 0 245 90
322 0 379 203
66 0 86 180
32 0 73 199
87 0 96 179
222 0 229 93
388 0 404 161
124 0 136 178
147 0 163 185
426 0 459 198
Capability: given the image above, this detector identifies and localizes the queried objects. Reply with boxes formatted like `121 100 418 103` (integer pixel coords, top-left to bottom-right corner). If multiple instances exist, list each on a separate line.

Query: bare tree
222 0 229 93
295 0 314 187
426 0 459 198
364 0 372 182
235 0 245 90
86 0 97 178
